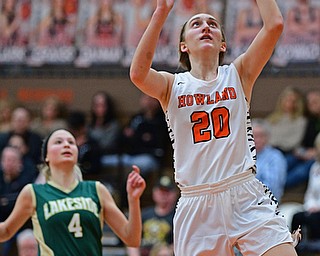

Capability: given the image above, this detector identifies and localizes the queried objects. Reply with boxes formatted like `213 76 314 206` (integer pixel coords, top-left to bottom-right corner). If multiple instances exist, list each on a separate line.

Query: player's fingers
131 165 140 174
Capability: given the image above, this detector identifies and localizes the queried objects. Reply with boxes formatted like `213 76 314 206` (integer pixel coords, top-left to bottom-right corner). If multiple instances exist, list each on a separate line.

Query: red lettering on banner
17 88 74 103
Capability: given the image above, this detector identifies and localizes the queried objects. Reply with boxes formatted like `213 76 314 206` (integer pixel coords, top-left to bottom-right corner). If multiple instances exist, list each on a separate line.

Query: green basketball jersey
31 181 103 256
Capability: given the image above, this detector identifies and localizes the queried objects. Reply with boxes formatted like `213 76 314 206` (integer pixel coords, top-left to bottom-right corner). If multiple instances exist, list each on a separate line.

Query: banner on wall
26 0 78 66
0 0 31 63
224 0 320 67
0 0 318 69
271 0 320 67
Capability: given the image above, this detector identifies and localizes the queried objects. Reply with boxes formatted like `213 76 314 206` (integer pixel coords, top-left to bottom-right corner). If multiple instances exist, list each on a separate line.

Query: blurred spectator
171 0 201 47
291 132 320 241
0 0 31 47
123 0 152 48
0 146 34 256
88 91 122 156
0 106 43 165
127 175 178 256
232 0 262 56
102 93 169 177
67 110 103 177
252 118 287 203
196 0 223 21
0 98 16 132
286 89 320 188
282 0 320 45
122 0 154 65
7 133 38 182
37 0 77 47
266 86 307 155
31 95 68 139
303 90 320 149
0 0 20 46
16 229 38 256
271 0 320 66
149 242 174 256
84 0 123 47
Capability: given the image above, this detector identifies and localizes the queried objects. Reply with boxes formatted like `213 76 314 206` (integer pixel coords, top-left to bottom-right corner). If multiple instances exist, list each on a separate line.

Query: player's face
46 129 78 166
182 13 224 53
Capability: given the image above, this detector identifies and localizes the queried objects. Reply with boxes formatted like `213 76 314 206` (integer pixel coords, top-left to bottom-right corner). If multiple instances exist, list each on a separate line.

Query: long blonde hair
267 86 305 124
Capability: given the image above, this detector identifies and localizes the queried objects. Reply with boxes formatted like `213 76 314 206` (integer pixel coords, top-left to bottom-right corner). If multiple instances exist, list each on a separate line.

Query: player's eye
191 21 200 27
209 22 217 28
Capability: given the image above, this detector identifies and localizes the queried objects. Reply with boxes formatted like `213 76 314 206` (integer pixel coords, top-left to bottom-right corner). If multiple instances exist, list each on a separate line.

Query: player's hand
126 165 146 200
157 0 174 15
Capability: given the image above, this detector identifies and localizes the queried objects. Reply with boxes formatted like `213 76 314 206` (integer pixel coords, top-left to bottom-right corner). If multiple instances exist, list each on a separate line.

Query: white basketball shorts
174 170 293 256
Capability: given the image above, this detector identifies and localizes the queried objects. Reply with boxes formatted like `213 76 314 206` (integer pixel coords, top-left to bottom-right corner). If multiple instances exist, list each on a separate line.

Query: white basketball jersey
166 63 256 187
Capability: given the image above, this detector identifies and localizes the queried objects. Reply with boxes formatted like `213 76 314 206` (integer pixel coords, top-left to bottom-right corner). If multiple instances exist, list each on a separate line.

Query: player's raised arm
129 0 175 106
100 166 145 247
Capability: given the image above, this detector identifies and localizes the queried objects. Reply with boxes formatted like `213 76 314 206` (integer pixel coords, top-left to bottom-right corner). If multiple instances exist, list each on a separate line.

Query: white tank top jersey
166 63 256 187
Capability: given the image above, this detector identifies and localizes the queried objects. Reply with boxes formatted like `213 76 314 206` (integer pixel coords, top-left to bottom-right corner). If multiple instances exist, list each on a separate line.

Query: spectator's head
155 175 175 190
306 90 320 118
7 133 29 156
17 229 38 256
272 87 305 120
90 91 116 125
11 106 32 134
252 119 271 153
153 175 178 208
2 0 17 14
0 98 16 132
0 146 23 182
40 96 67 121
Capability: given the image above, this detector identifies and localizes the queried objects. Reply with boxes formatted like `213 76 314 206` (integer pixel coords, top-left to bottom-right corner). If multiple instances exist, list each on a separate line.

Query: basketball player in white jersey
130 0 300 255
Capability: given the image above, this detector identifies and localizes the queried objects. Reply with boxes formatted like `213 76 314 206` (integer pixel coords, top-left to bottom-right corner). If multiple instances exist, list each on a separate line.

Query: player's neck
190 66 218 81
50 167 78 190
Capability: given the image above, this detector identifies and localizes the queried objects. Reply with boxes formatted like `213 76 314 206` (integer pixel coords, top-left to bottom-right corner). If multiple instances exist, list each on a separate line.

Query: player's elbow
129 71 140 86
0 224 12 242
268 16 284 37
130 69 144 88
274 16 284 34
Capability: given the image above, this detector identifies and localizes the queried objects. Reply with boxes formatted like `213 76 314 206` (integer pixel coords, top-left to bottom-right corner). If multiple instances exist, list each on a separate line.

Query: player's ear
180 42 188 53
220 41 227 53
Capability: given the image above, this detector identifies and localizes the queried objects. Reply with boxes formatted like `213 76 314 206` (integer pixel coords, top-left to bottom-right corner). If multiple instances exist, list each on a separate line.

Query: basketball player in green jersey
0 128 146 255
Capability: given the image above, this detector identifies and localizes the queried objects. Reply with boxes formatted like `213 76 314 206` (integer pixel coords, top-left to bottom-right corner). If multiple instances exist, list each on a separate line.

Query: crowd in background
0 86 319 255
0 90 173 256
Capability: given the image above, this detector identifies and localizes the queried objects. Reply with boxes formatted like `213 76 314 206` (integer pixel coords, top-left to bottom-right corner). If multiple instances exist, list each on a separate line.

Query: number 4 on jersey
68 213 83 238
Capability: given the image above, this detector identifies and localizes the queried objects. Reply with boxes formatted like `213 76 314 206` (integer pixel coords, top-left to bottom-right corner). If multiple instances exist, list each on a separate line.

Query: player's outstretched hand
127 165 146 200
156 0 174 15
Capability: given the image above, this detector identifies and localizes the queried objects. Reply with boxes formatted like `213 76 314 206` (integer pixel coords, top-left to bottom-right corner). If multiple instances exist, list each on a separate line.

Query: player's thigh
262 243 297 256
